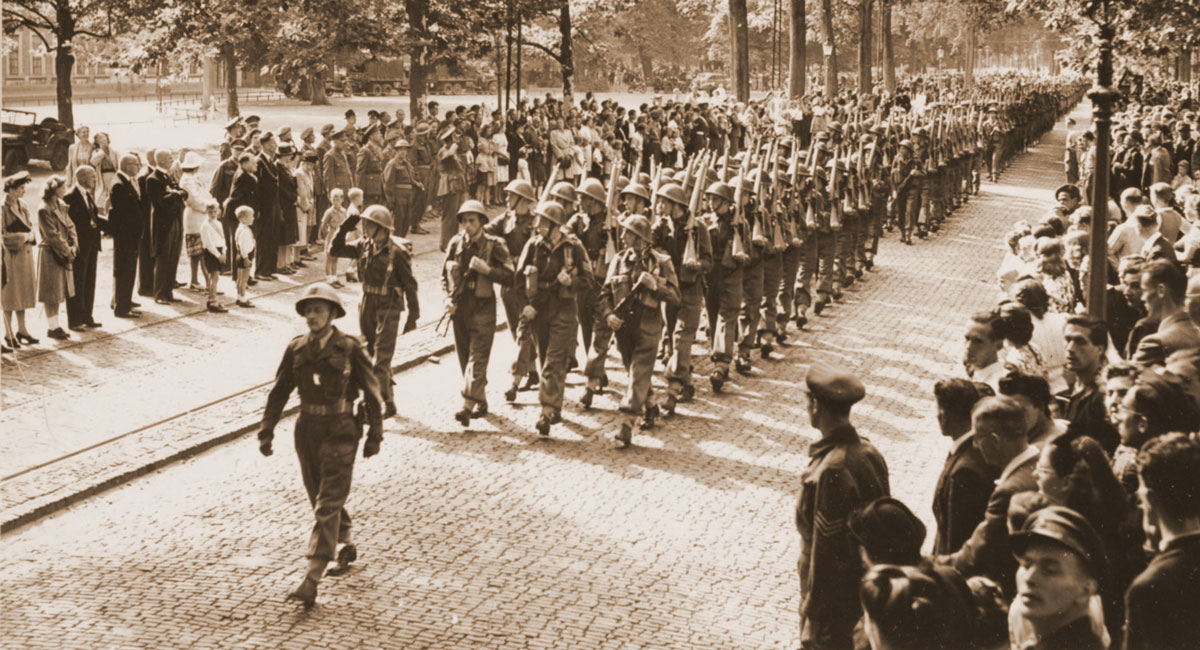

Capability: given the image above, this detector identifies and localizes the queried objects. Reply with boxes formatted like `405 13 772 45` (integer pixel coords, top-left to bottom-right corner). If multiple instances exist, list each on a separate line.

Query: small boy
344 187 364 283
319 188 348 288
234 205 256 308
199 202 228 312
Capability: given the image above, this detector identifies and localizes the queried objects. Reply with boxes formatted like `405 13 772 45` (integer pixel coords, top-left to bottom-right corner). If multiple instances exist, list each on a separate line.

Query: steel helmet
636 172 652 187
360 204 394 232
456 199 489 222
705 181 734 203
620 214 653 244
504 179 536 203
742 169 760 194
655 182 688 207
577 177 606 204
898 139 914 152
672 170 689 185
533 200 566 226
550 181 577 205
659 167 676 179
295 282 346 319
616 175 630 192
621 182 651 202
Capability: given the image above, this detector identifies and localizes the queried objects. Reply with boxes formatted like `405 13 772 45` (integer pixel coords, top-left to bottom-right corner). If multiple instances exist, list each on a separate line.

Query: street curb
1 322 507 534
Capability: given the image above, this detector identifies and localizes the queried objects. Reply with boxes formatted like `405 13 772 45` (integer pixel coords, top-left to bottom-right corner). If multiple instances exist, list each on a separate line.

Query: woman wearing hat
88 132 119 217
36 177 78 341
3 172 39 348
179 151 213 292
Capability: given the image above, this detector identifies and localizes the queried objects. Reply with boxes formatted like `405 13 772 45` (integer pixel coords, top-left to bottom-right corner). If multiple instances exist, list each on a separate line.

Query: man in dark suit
1124 433 1200 650
931 379 998 556
108 154 145 318
137 149 158 297
938 395 1038 596
64 165 105 330
211 139 246 267
1133 259 1200 366
254 133 281 279
146 150 188 304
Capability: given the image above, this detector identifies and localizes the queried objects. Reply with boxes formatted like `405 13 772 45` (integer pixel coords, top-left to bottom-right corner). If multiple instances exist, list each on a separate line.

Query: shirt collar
1000 445 1039 483
809 424 859 458
951 431 976 456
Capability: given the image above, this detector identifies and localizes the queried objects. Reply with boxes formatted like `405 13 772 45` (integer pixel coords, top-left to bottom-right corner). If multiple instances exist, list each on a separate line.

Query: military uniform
515 203 590 435
382 144 418 236
356 139 386 206
442 204 514 421
706 200 747 389
775 177 805 333
485 205 538 398
566 205 613 363
596 216 680 445
796 365 890 650
328 208 420 415
738 190 767 368
797 161 836 315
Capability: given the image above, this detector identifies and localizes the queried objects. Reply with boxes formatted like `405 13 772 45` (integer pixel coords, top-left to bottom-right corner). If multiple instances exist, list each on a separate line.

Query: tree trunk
558 2 574 102
858 0 873 96
964 25 977 89
729 0 751 102
406 0 430 119
310 69 329 105
201 56 215 110
54 40 75 130
637 43 653 84
820 0 837 99
788 0 806 98
222 43 239 119
881 0 895 93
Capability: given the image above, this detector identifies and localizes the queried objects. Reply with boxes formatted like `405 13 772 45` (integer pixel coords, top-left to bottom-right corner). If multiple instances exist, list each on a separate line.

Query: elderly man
147 151 189 304
109 154 145 318
796 363 890 650
64 165 104 330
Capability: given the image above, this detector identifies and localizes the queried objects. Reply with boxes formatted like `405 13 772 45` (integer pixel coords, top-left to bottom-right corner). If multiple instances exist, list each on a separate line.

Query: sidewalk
0 104 1087 649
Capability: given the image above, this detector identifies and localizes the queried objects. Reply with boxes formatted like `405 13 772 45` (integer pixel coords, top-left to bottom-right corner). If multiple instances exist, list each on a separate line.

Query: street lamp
1085 0 1120 321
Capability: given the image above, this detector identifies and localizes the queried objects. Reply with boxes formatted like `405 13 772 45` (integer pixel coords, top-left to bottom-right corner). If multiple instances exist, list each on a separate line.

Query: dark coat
63 186 103 252
256 153 279 225
1124 535 1200 650
146 170 186 256
209 158 239 205
932 432 999 556
945 446 1038 596
1132 311 1200 367
108 173 144 241
225 168 257 223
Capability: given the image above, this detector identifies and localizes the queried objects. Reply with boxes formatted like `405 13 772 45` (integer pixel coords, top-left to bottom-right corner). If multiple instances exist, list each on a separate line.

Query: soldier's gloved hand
403 313 418 333
638 272 658 292
606 314 624 331
258 434 273 457
521 305 537 321
557 269 572 286
363 437 381 458
469 256 491 274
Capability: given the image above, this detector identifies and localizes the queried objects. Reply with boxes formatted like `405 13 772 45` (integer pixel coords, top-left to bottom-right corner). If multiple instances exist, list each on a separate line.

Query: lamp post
1085 3 1120 321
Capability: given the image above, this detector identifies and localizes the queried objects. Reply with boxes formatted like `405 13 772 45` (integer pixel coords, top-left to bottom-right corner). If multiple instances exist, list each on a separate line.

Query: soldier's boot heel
505 383 519 403
642 404 659 429
580 388 595 409
663 393 677 416
471 403 488 418
735 356 752 375
384 402 397 418
760 340 774 360
598 374 609 390
287 577 319 609
522 371 540 390
794 312 808 330
454 408 471 427
326 543 358 577
709 370 725 394
535 416 552 437
813 294 827 315
681 384 696 402
614 423 634 448
831 283 843 301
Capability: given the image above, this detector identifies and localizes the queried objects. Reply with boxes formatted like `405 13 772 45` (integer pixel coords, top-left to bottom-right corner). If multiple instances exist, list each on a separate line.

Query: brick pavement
0 103 1086 649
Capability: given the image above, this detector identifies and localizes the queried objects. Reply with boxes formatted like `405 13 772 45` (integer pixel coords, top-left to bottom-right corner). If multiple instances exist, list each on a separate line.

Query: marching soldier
891 139 919 245
515 201 590 437
863 130 889 269
796 363 890 649
758 165 787 352
356 125 387 207
737 171 766 372
257 283 384 609
704 181 747 393
485 179 540 402
776 154 807 334
409 123 435 235
596 215 680 447
796 144 836 320
651 182 712 414
381 139 421 237
442 200 514 426
566 177 612 370
328 205 420 418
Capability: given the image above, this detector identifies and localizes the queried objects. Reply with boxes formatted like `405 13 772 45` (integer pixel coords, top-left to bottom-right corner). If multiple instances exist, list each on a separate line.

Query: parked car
2 108 73 174
690 73 729 95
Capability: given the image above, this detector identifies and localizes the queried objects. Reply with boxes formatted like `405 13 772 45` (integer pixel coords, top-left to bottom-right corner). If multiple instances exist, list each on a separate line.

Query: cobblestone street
0 103 1086 649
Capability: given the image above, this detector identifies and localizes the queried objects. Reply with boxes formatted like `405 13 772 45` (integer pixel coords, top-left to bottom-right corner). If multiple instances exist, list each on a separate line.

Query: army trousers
666 283 703 396
614 306 663 422
709 267 743 370
903 183 925 234
359 293 402 409
776 244 803 325
389 190 413 237
759 251 782 337
865 198 885 259
532 295 578 416
294 415 358 563
739 258 764 350
451 294 497 407
501 285 537 383
797 230 836 309
835 211 861 281
575 277 601 363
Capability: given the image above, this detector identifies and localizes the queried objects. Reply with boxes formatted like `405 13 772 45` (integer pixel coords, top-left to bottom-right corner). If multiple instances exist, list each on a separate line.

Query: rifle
828 145 842 231
750 138 770 247
787 143 803 246
682 150 709 271
603 157 621 264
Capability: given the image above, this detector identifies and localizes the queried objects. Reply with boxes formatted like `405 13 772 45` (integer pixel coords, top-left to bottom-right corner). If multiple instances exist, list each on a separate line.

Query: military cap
277 143 297 157
637 172 652 187
224 117 243 131
913 127 930 139
230 138 248 149
1011 505 1103 577
258 131 274 144
805 362 865 404
244 114 261 124
815 131 830 143
295 283 346 319
300 127 314 140
337 126 357 140
278 126 292 139
367 110 380 118
320 123 336 136
741 172 757 194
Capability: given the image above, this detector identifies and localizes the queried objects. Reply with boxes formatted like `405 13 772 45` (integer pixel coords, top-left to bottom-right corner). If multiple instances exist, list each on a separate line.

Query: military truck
2 108 74 174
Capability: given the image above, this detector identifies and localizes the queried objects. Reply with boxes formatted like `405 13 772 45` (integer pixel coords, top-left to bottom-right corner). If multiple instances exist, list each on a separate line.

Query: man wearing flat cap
382 139 420 237
356 125 386 207
796 362 890 650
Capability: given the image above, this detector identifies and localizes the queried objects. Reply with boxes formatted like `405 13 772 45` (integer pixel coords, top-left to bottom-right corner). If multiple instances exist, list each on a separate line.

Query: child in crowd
344 187 364 283
199 202 228 313
234 206 256 308
319 188 347 288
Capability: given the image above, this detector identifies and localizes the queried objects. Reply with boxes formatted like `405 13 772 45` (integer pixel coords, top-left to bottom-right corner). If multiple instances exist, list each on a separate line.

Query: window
6 52 18 77
31 54 43 77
